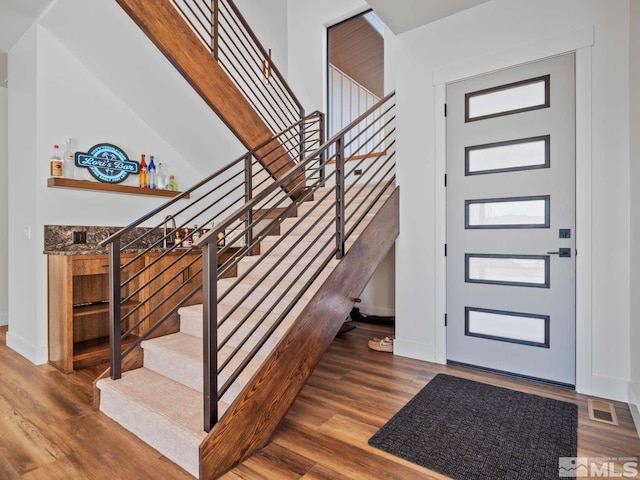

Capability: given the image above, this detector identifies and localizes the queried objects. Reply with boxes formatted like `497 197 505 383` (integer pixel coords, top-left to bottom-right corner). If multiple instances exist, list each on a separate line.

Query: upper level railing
100 112 324 380
197 92 396 431
171 0 304 139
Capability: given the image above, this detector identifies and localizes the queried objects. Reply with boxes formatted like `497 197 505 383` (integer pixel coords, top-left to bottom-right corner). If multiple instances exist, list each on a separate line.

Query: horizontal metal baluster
344 165 396 234
217 238 338 398
343 137 396 197
120 251 201 325
216 200 335 309
219 0 303 113
341 107 395 153
121 284 202 359
216 185 335 317
214 36 299 130
171 1 212 49
217 230 338 372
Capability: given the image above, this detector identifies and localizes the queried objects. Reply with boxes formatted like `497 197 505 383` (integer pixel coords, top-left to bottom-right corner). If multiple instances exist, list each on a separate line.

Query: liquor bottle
148 155 157 189
139 154 148 188
217 229 225 248
50 145 63 177
168 174 175 191
182 227 192 247
63 139 74 178
157 163 167 189
192 225 200 242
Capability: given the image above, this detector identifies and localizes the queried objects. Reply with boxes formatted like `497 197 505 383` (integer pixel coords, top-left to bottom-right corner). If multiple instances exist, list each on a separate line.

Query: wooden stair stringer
114 0 305 197
199 187 400 479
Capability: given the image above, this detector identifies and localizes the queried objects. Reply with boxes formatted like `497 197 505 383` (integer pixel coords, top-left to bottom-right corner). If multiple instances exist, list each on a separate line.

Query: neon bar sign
75 143 139 184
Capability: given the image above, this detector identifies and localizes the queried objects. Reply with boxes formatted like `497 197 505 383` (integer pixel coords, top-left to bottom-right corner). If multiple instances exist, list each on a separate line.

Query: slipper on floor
368 336 393 353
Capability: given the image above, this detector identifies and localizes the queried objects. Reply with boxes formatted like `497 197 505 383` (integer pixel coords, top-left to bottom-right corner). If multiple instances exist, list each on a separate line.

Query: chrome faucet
163 215 177 249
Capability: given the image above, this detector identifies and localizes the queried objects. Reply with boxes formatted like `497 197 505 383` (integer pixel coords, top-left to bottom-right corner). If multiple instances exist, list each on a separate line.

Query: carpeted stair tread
235 253 340 278
215 277 317 316
278 214 375 236
295 190 390 217
142 332 269 395
98 368 206 439
179 304 296 349
97 367 223 476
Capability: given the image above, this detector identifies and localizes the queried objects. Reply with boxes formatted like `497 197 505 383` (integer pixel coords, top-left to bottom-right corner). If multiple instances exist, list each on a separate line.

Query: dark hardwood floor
1 323 639 479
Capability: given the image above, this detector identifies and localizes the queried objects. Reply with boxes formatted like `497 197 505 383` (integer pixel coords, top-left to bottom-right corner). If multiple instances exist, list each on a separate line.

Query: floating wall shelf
47 178 189 199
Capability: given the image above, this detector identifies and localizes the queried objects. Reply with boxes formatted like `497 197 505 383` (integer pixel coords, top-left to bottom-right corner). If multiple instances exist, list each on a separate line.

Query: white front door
446 53 576 387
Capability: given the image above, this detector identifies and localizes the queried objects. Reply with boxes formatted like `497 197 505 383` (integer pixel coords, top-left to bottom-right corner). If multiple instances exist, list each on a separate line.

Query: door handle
546 248 571 258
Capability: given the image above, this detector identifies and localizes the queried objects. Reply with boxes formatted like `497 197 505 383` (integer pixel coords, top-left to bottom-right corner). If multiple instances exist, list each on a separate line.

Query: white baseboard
629 381 640 439
6 331 48 365
0 312 7 326
358 305 395 317
587 374 629 403
394 338 440 363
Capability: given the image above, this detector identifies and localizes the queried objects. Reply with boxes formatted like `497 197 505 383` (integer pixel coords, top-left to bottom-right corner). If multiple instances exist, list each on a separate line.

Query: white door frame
432 25 594 394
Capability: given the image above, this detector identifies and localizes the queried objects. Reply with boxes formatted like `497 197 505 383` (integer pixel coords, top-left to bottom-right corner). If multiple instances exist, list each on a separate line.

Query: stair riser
99 388 201 477
143 341 273 401
278 215 374 236
230 261 333 289
216 285 313 317
253 238 356 260
180 309 293 347
294 199 386 220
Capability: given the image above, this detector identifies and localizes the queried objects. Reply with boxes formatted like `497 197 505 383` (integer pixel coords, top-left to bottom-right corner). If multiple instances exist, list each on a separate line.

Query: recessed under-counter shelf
72 300 140 318
73 335 139 368
47 177 190 199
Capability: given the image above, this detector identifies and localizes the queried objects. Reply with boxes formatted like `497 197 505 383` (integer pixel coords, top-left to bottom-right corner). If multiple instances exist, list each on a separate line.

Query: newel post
202 238 218 432
212 0 220 60
335 136 345 259
244 153 254 255
108 239 122 380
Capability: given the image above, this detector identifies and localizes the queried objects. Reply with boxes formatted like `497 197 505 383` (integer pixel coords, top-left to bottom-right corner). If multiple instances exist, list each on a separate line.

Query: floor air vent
588 399 618 426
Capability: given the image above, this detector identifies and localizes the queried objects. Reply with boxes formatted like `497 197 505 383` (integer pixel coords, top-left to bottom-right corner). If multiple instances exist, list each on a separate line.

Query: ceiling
364 0 490 35
0 0 54 52
329 15 384 97
0 0 491 85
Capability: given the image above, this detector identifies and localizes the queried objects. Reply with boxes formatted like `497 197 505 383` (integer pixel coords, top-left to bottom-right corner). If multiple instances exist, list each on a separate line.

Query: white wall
234 0 289 77
0 86 7 327
629 0 640 434
359 248 395 316
394 0 631 401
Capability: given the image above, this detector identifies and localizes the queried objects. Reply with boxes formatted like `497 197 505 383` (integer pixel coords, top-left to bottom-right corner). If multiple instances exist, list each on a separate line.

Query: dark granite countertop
43 225 198 256
43 247 199 256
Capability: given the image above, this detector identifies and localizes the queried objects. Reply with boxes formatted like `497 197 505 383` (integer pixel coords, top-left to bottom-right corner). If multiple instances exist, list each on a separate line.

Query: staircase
95 1 398 477
96 183 395 476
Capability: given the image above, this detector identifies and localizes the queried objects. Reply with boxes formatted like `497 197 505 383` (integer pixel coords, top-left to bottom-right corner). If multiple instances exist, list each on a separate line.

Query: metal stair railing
100 112 324 380
171 0 304 154
196 92 396 431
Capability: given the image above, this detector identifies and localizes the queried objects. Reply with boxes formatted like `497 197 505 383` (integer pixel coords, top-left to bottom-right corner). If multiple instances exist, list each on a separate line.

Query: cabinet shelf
47 177 190 199
73 335 139 364
72 300 140 318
